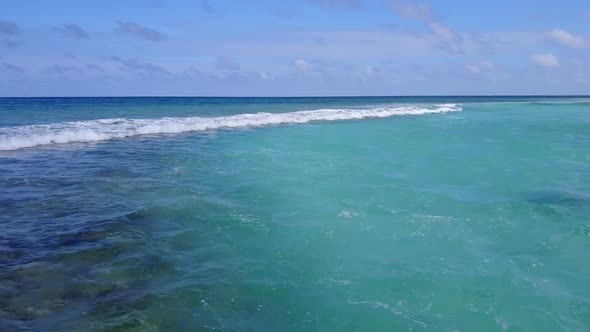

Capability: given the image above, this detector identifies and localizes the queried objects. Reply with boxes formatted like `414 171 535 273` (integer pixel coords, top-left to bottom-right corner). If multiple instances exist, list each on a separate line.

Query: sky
1 0 590 96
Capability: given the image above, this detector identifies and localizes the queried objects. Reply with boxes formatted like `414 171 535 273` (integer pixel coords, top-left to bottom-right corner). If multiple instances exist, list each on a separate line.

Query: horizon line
1 94 590 98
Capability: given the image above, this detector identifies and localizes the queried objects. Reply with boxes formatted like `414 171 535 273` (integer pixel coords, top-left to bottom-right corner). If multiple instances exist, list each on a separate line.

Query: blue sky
1 0 589 96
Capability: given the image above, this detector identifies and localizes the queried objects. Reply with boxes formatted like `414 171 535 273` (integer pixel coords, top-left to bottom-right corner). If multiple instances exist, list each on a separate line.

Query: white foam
0 104 461 151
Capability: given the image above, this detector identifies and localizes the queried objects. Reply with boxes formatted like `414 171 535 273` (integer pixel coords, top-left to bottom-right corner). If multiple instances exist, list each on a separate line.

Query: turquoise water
0 97 589 331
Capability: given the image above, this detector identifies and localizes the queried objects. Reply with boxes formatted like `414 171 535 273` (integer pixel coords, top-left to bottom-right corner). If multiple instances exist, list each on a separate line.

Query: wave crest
0 104 461 151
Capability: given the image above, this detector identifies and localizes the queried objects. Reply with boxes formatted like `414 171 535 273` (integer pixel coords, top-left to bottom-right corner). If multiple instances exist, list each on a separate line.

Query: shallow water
0 97 589 331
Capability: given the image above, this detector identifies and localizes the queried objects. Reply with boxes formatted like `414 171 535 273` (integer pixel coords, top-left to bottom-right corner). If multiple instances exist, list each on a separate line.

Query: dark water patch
524 191 590 223
56 226 116 248
0 204 189 330
572 224 590 238
94 168 143 179
0 196 248 330
527 101 590 107
526 191 590 208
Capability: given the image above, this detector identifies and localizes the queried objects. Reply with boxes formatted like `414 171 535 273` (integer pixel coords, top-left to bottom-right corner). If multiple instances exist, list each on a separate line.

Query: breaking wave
0 104 461 150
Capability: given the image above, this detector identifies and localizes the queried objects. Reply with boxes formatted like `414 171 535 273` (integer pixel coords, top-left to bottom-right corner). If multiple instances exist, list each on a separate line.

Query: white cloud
0 19 20 35
259 72 273 80
549 29 585 48
429 22 457 41
362 64 375 77
531 53 560 67
358 64 377 81
294 59 312 74
391 1 434 21
116 21 167 42
309 0 362 10
216 56 240 71
465 61 494 74
391 1 494 55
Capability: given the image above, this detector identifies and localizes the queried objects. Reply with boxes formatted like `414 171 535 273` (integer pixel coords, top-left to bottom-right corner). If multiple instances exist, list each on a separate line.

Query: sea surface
0 96 589 331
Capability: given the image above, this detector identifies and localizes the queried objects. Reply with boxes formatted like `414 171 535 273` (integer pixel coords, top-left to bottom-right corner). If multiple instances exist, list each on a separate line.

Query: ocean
0 96 589 331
